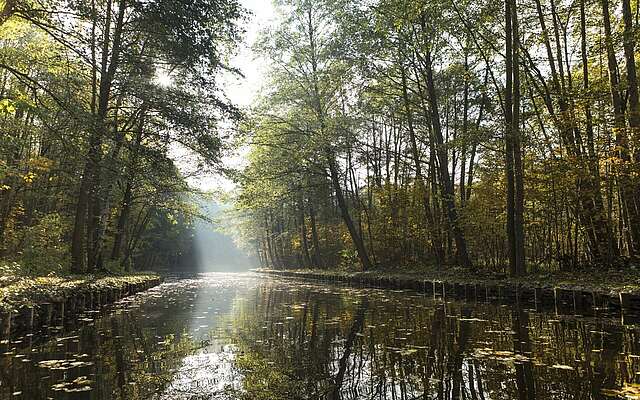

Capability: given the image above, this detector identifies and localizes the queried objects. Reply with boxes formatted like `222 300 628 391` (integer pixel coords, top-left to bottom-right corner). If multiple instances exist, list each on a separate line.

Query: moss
0 272 160 313
257 265 640 295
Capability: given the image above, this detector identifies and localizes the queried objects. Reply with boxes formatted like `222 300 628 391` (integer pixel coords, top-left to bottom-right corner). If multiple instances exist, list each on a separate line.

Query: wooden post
1 312 12 339
23 307 34 331
41 303 52 327
65 297 75 320
57 300 65 324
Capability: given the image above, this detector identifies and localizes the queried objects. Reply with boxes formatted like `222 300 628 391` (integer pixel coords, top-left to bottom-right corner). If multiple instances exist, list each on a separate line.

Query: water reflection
0 273 639 399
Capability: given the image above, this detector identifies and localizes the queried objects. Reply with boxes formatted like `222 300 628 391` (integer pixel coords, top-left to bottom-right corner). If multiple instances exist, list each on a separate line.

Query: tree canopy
0 0 246 274
234 0 640 275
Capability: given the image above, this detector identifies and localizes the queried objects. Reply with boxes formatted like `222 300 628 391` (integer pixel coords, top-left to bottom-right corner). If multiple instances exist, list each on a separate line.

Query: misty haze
193 202 257 273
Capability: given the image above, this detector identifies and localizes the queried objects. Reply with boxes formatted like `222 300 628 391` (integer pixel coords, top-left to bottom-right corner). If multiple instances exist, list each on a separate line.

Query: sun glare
155 69 173 87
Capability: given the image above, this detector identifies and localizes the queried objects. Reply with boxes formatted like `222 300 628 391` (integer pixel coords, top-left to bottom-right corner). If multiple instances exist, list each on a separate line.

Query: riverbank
256 266 640 313
0 273 162 340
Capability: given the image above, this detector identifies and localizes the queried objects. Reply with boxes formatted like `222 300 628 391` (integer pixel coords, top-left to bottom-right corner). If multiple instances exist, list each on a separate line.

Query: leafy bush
338 248 359 271
20 213 69 275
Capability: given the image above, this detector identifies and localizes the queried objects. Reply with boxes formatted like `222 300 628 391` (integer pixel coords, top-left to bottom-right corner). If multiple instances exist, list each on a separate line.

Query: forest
2 0 640 279
3 0 640 399
234 0 640 277
0 0 245 275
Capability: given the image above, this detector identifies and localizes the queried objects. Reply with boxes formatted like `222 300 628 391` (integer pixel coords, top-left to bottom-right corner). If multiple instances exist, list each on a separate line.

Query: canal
0 273 639 399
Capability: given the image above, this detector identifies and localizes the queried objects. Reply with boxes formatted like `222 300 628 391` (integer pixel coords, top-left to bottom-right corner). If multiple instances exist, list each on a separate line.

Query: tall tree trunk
423 48 473 268
110 178 131 262
506 0 526 276
308 199 323 268
532 0 612 262
327 153 373 270
305 5 372 271
581 0 618 262
264 214 277 269
299 197 312 267
400 59 444 266
512 0 526 275
110 119 143 261
88 0 127 270
71 0 127 272
505 0 517 275
602 0 638 256
466 73 487 202
621 0 640 251
460 50 469 209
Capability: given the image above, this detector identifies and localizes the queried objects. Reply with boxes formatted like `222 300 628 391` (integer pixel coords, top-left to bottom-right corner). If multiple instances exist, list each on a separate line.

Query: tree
0 0 245 275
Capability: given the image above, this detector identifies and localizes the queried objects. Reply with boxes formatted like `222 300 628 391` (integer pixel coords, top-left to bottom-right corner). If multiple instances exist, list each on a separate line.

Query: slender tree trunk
581 0 618 262
122 209 149 268
328 153 373 270
621 0 640 251
110 179 131 261
602 0 638 256
505 0 526 276
460 51 469 209
110 114 144 261
299 197 312 267
423 48 473 268
71 0 127 272
400 59 444 266
88 0 127 270
304 5 372 271
264 214 277 269
505 0 517 275
308 199 322 268
512 0 526 275
466 75 487 202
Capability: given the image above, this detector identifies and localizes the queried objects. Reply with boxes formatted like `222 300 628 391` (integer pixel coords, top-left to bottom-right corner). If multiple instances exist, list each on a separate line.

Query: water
0 272 639 399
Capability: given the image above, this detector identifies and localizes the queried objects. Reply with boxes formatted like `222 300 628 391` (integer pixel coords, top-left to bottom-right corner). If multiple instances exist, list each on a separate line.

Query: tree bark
602 0 639 256
621 0 640 251
511 0 526 276
327 153 373 270
71 0 127 272
400 58 444 266
506 0 526 276
423 48 473 268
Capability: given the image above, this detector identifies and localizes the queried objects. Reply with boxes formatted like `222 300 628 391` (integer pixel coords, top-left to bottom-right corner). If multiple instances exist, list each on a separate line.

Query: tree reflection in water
0 274 639 400
231 280 640 400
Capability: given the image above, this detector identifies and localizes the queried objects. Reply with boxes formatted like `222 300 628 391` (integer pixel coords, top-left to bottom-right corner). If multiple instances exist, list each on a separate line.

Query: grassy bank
0 272 161 314
257 265 640 295
256 265 640 313
0 272 163 340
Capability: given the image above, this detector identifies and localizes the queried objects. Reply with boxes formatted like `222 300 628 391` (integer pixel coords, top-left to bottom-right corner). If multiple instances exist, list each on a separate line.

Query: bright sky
223 0 275 107
187 0 275 193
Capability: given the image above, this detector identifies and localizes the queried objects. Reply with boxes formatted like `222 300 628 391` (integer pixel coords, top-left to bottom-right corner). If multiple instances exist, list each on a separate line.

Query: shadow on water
0 273 639 399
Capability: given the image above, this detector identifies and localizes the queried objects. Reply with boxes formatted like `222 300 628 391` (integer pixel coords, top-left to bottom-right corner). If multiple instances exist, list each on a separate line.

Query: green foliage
0 272 159 312
20 213 69 275
0 0 245 275
234 0 640 274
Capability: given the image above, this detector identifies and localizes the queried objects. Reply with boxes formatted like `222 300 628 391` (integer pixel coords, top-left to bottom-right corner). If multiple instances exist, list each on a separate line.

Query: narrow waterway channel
0 273 639 399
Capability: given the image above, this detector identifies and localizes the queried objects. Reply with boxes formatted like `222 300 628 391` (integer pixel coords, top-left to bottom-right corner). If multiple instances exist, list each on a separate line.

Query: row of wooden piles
264 270 640 322
0 277 162 341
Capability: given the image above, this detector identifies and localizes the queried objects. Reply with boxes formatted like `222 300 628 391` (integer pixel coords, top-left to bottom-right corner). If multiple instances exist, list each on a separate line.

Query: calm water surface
0 272 639 399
